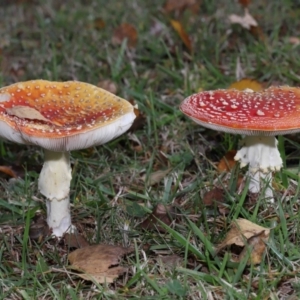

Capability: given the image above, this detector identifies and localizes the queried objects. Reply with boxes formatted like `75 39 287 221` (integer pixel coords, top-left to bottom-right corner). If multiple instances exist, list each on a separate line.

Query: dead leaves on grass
163 0 200 15
29 217 50 241
112 23 138 49
228 78 264 92
228 9 258 30
141 168 172 186
202 187 225 207
68 244 133 283
0 166 18 178
163 0 200 53
216 218 270 265
140 203 175 232
228 8 264 41
237 230 269 265
64 232 90 249
170 19 192 53
217 150 237 173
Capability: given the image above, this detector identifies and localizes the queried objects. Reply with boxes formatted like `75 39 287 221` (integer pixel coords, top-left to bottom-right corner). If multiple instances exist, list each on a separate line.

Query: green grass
1 0 300 299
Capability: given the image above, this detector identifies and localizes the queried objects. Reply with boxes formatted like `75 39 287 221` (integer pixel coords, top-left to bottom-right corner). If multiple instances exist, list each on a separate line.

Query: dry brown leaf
5 106 60 126
249 25 265 41
68 244 133 283
64 233 90 249
238 0 251 7
93 18 105 30
97 80 118 94
217 150 237 172
0 166 18 178
216 218 270 252
170 19 192 53
202 188 224 206
188 1 201 14
228 78 264 92
141 168 172 186
112 23 138 49
164 0 199 13
237 230 269 265
157 254 183 267
29 217 50 241
140 203 174 232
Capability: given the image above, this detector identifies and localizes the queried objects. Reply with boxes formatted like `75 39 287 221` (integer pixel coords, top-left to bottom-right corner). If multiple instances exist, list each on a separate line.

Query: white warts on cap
256 109 265 116
0 93 11 103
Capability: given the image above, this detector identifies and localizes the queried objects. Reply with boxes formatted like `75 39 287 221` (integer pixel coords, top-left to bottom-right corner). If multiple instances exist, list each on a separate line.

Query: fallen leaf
163 0 199 14
170 19 192 52
228 9 258 30
0 166 18 178
64 232 90 249
217 150 237 172
157 254 183 267
249 25 265 41
228 8 264 41
112 23 138 49
238 0 251 7
93 18 105 30
202 188 224 206
5 106 60 126
216 218 270 252
187 1 201 14
140 203 175 232
128 133 143 152
228 78 264 92
141 168 172 186
68 244 133 283
237 230 268 264
29 217 50 241
97 80 118 94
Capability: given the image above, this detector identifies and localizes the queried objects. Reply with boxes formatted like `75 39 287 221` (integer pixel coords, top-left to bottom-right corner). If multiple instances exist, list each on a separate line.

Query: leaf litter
216 218 271 265
68 244 133 283
112 23 138 49
140 203 176 232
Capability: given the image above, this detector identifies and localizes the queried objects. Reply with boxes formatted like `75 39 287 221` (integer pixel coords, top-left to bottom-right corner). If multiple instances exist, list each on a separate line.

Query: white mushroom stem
246 170 274 201
38 150 72 237
234 135 283 201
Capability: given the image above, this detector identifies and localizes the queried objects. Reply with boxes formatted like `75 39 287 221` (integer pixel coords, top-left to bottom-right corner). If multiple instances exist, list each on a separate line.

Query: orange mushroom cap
180 86 300 135
0 80 136 151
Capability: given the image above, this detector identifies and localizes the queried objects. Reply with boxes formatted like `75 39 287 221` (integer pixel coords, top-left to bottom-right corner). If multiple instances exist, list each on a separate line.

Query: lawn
1 0 300 299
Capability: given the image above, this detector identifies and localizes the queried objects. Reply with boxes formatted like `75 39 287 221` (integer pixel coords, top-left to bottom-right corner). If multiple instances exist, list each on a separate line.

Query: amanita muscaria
180 86 300 201
0 80 136 236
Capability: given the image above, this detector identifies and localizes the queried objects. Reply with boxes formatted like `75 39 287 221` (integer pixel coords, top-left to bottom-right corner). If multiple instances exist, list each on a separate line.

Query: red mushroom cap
180 86 300 136
0 80 136 151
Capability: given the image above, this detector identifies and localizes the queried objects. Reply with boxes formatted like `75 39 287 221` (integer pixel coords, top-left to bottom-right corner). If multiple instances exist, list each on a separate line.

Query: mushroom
180 86 300 201
0 80 136 236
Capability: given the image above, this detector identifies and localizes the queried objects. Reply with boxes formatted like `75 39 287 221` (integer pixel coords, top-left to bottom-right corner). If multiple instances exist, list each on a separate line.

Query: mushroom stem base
234 135 283 201
38 150 73 237
248 170 274 202
46 196 72 236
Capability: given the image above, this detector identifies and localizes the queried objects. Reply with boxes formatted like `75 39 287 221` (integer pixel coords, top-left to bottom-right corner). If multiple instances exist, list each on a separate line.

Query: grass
1 0 300 299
